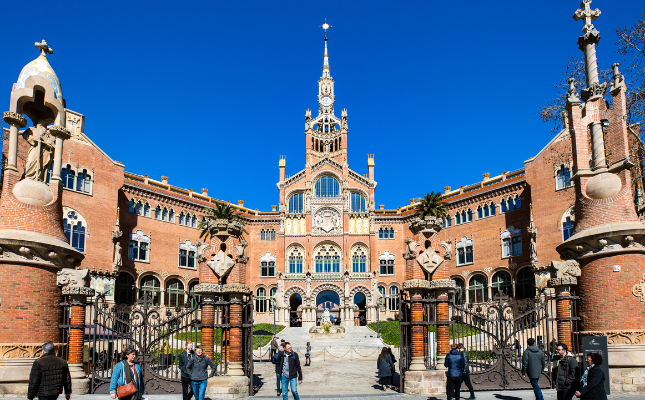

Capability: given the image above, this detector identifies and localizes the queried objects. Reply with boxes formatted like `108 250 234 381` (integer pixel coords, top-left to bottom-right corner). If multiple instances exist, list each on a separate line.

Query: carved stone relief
312 207 342 235
633 273 645 304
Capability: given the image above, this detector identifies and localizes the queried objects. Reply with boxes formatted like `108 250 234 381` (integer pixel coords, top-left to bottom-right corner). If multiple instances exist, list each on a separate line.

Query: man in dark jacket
458 343 475 399
554 343 578 400
276 343 302 400
272 345 284 396
444 344 464 400
28 343 72 400
270 337 279 358
522 338 546 400
177 341 194 400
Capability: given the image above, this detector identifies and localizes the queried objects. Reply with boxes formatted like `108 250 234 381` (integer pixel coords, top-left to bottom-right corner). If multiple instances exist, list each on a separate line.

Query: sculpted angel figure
22 122 55 181
112 241 122 271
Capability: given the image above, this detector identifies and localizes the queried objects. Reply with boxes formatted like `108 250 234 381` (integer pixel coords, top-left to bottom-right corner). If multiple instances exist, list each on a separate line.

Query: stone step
272 326 386 352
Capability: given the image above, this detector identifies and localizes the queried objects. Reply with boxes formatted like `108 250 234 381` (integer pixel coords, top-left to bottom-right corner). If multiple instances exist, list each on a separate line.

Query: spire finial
573 0 601 34
320 19 332 40
35 40 53 58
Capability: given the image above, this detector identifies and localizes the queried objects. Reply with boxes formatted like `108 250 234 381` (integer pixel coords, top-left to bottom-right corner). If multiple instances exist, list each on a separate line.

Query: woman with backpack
376 347 393 391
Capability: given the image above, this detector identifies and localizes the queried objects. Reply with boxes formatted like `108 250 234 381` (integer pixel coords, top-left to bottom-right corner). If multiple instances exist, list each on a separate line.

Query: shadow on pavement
493 394 524 400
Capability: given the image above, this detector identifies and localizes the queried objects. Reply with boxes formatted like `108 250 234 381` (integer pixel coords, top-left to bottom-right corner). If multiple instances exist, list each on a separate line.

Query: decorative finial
320 19 332 40
573 0 601 34
35 40 53 57
567 78 580 103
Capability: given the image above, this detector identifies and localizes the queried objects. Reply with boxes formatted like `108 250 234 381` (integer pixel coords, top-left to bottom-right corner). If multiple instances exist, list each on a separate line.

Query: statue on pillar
528 203 538 266
22 122 55 181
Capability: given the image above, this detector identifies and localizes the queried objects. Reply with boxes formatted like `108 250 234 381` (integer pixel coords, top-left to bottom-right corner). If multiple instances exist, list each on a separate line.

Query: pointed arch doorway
353 292 367 326
316 290 340 325
289 293 302 327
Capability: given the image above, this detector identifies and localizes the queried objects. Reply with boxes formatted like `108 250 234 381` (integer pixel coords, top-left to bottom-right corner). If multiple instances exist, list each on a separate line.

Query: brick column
228 291 245 376
409 288 425 371
62 284 95 394
435 297 450 367
201 295 216 360
550 276 577 350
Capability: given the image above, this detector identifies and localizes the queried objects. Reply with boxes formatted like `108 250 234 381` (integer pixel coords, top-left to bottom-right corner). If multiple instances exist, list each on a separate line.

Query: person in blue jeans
186 345 216 400
522 338 546 400
110 348 144 400
271 345 284 396
275 342 303 400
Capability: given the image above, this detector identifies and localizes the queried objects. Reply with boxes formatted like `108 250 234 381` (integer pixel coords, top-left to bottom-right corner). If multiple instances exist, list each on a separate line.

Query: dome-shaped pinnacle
16 39 63 100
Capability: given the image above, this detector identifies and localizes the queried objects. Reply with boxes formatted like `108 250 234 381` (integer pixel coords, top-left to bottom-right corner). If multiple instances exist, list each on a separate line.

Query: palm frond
416 191 448 219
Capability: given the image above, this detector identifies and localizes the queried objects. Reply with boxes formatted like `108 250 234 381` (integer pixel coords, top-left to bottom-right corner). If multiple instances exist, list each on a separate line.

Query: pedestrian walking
304 342 311 366
514 339 521 355
28 342 72 400
457 343 475 399
522 337 546 400
387 347 396 386
376 347 393 391
276 342 303 400
177 341 195 400
554 343 578 400
550 339 559 359
110 347 144 400
272 344 284 396
575 353 607 400
270 337 279 358
445 344 464 400
186 345 216 400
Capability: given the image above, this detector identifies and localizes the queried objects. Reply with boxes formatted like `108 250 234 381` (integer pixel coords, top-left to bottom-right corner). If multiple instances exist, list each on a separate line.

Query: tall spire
573 0 605 99
321 19 332 77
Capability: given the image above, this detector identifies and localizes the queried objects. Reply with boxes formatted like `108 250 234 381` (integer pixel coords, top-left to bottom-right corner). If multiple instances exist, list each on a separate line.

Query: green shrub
252 324 285 350
367 321 481 348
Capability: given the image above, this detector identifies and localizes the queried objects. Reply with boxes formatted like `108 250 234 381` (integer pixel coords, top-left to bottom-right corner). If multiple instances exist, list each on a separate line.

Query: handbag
117 361 138 398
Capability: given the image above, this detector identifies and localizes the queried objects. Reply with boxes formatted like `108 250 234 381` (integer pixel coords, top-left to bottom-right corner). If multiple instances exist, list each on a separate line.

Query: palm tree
416 191 448 219
198 203 248 242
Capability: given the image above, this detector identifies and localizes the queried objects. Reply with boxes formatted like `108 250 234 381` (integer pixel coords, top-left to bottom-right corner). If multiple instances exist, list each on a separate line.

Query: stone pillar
62 285 95 395
550 276 576 350
408 287 425 371
201 294 216 360
2 112 26 173
227 289 246 377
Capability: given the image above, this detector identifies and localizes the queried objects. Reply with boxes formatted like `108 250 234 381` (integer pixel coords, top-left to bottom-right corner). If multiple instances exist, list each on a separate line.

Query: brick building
4 33 631 333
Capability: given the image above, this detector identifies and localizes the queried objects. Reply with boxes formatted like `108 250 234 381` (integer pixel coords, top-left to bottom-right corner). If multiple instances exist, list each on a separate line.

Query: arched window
129 229 150 262
256 288 267 313
379 251 395 275
477 205 483 219
115 273 135 304
516 268 536 299
443 216 452 228
143 203 150 217
314 244 341 273
452 277 465 304
260 229 266 241
155 206 162 220
556 165 572 190
129 199 136 213
467 209 473 221
288 193 304 214
388 286 399 311
314 176 340 197
468 275 487 303
169 209 175 223
162 208 168 221
179 240 196 269
456 212 462 225
491 271 513 297
61 165 75 189
288 247 304 274
351 246 367 273
490 203 496 215
501 199 508 213
189 281 201 308
378 286 386 311
76 169 92 194
179 212 185 226
140 275 161 306
351 193 366 212
260 253 276 277
63 209 86 253
501 226 522 257
269 287 277 311
166 279 185 307
191 215 197 228
456 237 473 266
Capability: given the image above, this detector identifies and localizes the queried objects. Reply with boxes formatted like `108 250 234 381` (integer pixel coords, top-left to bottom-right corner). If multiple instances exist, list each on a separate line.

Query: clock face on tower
320 96 332 107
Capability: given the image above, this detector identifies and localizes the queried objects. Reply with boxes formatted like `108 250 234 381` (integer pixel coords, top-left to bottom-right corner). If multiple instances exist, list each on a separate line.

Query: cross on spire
320 19 331 40
35 40 53 57
573 0 601 34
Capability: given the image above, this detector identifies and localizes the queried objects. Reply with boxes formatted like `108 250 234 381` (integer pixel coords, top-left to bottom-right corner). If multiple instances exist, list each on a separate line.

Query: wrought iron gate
399 291 558 392
71 291 254 394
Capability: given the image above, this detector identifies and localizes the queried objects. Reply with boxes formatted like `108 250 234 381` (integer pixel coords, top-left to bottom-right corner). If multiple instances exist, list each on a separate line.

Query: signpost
581 336 610 394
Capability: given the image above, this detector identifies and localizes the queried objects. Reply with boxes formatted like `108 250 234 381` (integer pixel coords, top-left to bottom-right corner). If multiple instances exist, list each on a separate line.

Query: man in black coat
554 343 578 400
276 343 303 400
177 342 194 400
522 338 546 400
27 343 72 400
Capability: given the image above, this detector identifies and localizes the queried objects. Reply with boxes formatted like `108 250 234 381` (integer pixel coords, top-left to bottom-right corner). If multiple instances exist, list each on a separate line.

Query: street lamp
272 298 277 336
377 298 381 338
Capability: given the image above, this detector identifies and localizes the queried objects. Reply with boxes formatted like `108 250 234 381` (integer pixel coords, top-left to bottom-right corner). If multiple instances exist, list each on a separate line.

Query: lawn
174 324 285 350
368 321 481 347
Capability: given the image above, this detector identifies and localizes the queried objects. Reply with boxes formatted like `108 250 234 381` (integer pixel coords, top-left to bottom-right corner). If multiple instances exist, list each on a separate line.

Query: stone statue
57 268 90 288
305 271 312 304
416 249 444 276
402 237 418 260
343 271 350 296
371 270 381 306
552 260 581 279
234 239 249 264
196 240 211 263
275 272 285 308
22 122 55 181
321 308 331 325
112 241 122 271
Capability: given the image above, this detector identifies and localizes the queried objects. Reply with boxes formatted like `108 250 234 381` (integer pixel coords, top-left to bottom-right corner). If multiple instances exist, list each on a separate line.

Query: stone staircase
273 326 386 353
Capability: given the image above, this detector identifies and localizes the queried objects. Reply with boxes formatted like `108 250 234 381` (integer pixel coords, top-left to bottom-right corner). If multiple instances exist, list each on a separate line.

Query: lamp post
377 298 381 338
272 298 277 336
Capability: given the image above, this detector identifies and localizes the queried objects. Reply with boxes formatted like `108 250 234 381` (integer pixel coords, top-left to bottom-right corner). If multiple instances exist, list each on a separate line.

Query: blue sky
1 0 642 210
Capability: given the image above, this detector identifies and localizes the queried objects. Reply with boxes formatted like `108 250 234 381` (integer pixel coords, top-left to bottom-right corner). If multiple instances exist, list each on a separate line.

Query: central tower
305 20 348 165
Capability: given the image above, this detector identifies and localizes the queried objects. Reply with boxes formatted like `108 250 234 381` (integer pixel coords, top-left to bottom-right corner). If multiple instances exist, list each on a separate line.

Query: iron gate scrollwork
81 290 255 394
450 292 556 390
